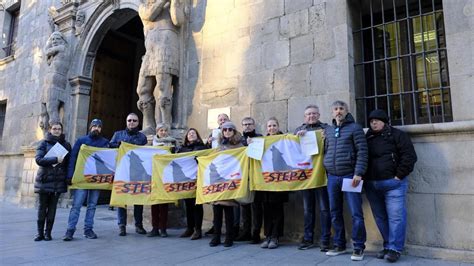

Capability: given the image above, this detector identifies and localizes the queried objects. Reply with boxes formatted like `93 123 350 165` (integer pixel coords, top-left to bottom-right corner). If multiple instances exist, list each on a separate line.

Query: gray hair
331 100 349 110
156 123 169 131
217 113 229 120
305 104 319 111
241 117 255 124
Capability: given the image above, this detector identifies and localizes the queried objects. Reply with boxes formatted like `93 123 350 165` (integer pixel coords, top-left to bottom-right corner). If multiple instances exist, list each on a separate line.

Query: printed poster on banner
110 142 173 207
70 145 117 190
196 147 249 204
249 133 326 191
151 149 216 201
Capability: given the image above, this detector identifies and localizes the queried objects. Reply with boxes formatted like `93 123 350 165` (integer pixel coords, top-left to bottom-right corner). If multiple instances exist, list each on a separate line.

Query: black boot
209 234 221 247
44 219 53 241
34 220 45 241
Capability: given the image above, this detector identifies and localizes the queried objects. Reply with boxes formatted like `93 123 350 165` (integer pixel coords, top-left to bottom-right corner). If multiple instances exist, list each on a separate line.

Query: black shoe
386 250 401 263
135 225 147 235
108 206 114 211
62 229 74 241
190 230 202 240
298 239 314 250
205 226 215 236
377 249 389 259
250 235 261 244
147 228 160 237
209 235 221 247
235 232 251 241
320 243 330 252
223 238 233 247
44 231 52 241
119 226 126 236
180 228 193 238
159 229 168 238
34 234 44 241
351 249 364 261
84 229 98 239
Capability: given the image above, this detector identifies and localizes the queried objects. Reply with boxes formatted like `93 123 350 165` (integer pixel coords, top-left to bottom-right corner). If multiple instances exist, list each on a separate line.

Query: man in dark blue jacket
323 101 368 261
110 113 148 236
63 119 109 241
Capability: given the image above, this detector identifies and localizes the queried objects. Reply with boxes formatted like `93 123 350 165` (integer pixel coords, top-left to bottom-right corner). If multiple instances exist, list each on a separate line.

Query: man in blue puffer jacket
323 100 368 261
109 113 148 237
63 119 109 241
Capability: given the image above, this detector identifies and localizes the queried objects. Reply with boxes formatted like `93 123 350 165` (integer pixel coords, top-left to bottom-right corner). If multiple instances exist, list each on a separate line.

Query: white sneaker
326 247 347 256
351 249 364 261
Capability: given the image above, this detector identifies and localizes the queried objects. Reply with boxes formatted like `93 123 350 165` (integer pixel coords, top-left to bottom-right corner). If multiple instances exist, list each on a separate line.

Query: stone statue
137 0 187 134
75 10 86 35
39 32 70 134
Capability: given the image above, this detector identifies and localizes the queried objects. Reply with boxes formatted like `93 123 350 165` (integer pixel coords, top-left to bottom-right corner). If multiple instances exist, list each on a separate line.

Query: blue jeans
117 205 144 227
327 174 366 250
364 178 408 252
67 189 100 231
302 187 331 245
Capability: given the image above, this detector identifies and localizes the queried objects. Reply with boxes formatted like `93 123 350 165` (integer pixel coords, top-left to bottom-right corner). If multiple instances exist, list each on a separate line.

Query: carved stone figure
136 0 186 134
39 32 70 134
75 10 86 35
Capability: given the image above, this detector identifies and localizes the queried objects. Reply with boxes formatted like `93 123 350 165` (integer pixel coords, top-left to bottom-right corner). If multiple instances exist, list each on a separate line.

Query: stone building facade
0 0 472 261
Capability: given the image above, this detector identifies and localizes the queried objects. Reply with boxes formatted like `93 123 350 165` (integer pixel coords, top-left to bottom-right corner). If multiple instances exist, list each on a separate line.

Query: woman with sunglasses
177 128 208 240
148 123 177 238
34 121 71 241
209 121 243 248
253 117 288 249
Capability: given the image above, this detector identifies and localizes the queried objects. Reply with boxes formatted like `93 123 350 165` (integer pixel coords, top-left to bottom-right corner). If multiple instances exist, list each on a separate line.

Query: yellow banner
250 133 327 191
151 149 216 201
110 142 173 206
196 147 249 204
70 145 117 190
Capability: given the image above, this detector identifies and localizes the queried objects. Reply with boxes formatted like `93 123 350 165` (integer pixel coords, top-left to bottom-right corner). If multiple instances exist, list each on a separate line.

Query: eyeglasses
242 123 254 126
127 119 138 122
222 128 234 132
334 127 340 138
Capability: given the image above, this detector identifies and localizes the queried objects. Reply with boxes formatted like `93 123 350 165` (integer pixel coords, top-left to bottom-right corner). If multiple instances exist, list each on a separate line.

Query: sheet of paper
246 138 265 160
342 178 364 193
211 129 220 149
44 142 69 159
300 130 319 156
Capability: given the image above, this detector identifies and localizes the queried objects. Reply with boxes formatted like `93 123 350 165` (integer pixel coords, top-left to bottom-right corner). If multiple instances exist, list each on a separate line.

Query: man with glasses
294 105 332 252
63 119 109 241
110 113 148 236
235 117 262 243
323 100 368 261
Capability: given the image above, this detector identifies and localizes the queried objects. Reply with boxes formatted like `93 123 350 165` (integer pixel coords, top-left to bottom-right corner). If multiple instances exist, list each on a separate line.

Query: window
354 0 452 126
0 101 6 140
2 2 20 57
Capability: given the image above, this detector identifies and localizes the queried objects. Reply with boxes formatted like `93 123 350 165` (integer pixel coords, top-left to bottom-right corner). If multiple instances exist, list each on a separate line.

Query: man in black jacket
110 113 148 236
323 100 368 261
364 109 417 263
294 105 332 252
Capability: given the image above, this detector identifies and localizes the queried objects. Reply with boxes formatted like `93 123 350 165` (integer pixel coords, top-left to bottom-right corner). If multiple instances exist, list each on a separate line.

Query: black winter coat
109 128 147 148
323 113 368 177
34 133 72 193
177 141 208 153
365 125 417 180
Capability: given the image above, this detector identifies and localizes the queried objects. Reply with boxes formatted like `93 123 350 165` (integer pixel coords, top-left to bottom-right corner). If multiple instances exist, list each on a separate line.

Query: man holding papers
63 119 109 241
323 101 368 261
364 109 417 263
294 105 332 252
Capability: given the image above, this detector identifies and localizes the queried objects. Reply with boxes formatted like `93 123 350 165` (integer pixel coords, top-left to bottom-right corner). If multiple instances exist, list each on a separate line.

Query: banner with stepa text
151 149 216 201
250 133 326 191
110 142 173 207
70 145 117 190
196 147 249 204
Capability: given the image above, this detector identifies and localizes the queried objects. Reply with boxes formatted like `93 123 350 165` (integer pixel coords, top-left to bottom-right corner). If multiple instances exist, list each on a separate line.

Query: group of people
33 100 417 263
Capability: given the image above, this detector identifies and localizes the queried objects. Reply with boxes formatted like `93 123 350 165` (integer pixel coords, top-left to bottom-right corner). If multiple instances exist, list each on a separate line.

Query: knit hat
89 118 103 129
221 121 236 130
368 109 389 124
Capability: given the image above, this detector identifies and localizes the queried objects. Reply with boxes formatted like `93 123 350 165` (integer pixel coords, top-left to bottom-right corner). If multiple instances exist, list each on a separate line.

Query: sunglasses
334 127 340 138
222 128 234 132
127 119 138 122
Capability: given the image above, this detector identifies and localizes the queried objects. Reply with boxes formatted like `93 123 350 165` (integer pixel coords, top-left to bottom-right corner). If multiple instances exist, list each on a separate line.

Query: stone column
20 146 38 208
69 76 92 142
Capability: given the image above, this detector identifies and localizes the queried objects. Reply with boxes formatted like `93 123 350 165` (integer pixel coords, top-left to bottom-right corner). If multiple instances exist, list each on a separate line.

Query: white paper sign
246 138 265 160
44 142 69 160
211 129 220 149
299 131 319 156
342 178 364 193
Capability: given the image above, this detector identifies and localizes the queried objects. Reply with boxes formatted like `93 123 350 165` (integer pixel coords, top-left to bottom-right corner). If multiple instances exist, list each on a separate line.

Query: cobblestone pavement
0 201 470 265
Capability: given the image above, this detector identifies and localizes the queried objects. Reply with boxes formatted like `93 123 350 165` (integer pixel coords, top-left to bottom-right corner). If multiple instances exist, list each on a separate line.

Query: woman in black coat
34 121 71 241
177 128 208 240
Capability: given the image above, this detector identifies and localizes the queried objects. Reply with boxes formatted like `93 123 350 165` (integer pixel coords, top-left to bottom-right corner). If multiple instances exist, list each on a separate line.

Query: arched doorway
88 14 145 140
